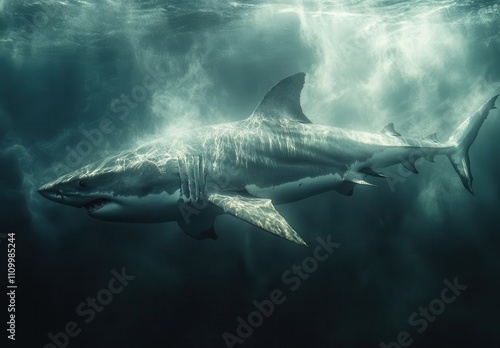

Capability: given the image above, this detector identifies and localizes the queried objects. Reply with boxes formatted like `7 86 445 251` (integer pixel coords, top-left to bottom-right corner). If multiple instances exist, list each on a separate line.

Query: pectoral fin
207 193 307 246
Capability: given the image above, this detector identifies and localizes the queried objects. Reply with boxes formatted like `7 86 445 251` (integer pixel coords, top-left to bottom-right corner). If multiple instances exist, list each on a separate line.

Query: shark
38 73 498 246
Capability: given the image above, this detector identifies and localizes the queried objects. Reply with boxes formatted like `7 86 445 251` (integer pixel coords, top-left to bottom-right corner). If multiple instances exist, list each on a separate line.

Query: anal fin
401 161 418 174
359 167 389 178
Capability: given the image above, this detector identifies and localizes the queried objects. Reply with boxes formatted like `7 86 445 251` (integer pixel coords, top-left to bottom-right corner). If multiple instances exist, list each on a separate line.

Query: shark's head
38 150 181 222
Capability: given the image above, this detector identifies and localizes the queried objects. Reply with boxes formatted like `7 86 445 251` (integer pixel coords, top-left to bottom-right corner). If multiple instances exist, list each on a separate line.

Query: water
0 1 499 347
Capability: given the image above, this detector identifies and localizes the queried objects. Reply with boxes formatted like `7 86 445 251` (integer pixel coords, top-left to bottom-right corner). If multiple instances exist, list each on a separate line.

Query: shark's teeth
85 199 111 213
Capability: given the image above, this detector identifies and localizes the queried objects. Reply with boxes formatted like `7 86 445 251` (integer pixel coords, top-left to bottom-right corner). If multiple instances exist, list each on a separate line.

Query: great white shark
38 73 498 246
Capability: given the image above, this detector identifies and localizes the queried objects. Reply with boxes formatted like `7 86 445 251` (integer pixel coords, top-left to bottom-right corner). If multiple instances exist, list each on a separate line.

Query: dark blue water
1 1 499 347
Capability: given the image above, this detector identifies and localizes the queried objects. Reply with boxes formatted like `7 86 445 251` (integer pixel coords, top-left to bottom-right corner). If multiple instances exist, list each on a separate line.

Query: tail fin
447 95 498 194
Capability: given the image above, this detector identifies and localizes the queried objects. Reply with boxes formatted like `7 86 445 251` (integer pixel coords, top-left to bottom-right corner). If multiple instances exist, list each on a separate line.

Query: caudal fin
447 95 498 194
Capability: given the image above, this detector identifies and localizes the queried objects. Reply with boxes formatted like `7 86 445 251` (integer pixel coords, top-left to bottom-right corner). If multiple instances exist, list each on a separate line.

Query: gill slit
177 154 206 203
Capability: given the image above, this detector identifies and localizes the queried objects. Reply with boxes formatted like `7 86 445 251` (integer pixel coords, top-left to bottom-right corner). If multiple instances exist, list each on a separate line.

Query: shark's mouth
84 199 111 213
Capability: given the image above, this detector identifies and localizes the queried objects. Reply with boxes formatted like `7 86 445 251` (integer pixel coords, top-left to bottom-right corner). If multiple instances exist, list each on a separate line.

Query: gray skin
38 73 498 246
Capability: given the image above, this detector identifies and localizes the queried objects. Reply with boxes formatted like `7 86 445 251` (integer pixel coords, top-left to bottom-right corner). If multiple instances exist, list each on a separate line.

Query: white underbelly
245 173 344 204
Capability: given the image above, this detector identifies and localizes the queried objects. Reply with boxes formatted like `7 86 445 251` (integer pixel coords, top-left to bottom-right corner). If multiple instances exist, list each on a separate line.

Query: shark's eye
79 180 86 188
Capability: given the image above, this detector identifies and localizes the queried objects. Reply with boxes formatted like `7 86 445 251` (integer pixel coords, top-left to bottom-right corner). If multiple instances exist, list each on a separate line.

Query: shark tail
446 95 498 195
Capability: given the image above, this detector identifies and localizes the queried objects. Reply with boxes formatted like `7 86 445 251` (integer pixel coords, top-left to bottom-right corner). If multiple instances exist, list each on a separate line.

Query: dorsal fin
422 132 439 143
380 123 401 136
250 73 312 124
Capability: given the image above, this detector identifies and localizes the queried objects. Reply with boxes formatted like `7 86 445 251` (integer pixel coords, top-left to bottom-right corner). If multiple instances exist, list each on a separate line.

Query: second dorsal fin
422 132 439 143
380 123 401 136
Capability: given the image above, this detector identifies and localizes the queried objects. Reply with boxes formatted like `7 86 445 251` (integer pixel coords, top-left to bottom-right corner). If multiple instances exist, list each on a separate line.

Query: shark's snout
37 184 85 208
38 184 62 201
38 187 63 202
38 180 115 213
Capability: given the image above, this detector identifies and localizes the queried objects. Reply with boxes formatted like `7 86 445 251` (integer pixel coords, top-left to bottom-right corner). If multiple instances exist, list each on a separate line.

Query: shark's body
39 73 498 246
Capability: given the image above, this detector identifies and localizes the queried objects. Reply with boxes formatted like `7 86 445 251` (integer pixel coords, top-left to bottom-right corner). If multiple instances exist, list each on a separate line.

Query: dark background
1 1 499 347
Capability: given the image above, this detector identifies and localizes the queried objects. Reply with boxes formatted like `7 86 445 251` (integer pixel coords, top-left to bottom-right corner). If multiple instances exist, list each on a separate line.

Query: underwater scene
0 1 499 347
